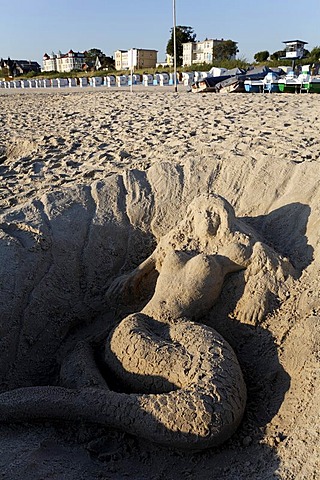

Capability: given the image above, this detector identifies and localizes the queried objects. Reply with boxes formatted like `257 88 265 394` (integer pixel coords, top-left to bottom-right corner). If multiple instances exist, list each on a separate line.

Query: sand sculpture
0 194 294 450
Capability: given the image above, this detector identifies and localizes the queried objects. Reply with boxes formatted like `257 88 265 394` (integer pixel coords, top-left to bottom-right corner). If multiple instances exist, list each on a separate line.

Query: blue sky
1 0 320 64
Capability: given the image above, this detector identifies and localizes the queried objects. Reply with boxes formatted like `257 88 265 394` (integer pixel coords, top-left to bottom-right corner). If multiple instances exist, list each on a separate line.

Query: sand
0 89 319 479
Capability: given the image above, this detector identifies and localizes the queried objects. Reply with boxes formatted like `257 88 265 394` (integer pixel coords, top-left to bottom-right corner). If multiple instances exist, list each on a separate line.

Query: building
182 39 237 66
156 55 173 68
282 40 308 60
165 53 174 66
114 48 157 71
115 50 129 70
42 50 85 73
0 58 41 76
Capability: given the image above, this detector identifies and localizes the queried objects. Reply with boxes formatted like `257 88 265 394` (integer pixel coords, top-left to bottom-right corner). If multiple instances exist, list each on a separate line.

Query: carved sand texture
0 193 294 450
111 194 295 324
0 313 245 450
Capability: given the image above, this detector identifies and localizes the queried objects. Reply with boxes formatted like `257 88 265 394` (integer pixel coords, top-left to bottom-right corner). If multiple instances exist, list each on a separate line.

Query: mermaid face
185 195 254 264
187 194 233 243
193 208 221 239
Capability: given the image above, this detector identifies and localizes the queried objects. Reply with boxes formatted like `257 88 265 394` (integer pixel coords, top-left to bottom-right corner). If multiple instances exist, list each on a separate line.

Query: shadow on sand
0 199 312 479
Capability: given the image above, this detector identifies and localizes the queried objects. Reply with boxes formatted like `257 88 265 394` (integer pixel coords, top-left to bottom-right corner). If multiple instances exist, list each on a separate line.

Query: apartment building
182 39 237 66
114 48 157 70
115 50 129 70
42 50 85 72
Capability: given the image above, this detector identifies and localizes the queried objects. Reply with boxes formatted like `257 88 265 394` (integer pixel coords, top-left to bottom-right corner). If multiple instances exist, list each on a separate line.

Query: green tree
212 40 239 60
270 50 285 61
84 48 114 70
308 46 320 61
85 48 104 60
166 26 196 66
254 50 270 62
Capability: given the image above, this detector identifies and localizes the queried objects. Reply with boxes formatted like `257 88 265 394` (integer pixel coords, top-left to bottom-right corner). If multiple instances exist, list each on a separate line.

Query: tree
166 26 196 66
308 46 320 62
212 40 239 60
84 48 104 60
84 48 114 70
270 50 285 61
254 50 270 63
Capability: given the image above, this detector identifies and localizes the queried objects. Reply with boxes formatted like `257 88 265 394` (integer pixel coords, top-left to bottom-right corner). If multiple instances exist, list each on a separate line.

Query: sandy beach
0 89 319 479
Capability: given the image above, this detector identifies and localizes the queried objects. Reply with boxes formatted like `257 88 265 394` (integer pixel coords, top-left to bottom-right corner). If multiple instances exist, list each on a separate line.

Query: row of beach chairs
0 72 206 90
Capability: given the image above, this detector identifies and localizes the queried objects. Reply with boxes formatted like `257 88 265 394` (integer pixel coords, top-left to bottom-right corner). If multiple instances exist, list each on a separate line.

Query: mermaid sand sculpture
0 194 293 450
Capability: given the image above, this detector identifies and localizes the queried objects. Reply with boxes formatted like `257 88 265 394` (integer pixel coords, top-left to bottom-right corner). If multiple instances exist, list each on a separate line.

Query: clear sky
1 0 320 64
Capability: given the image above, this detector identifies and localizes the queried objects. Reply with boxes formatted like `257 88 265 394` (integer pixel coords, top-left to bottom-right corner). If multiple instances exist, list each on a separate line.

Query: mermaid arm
233 242 294 324
106 251 158 301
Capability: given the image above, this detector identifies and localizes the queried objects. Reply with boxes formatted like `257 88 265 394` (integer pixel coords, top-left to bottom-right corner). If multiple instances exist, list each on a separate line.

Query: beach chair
143 74 153 86
182 72 194 86
90 77 103 87
153 74 161 86
117 75 128 87
68 78 77 87
159 73 169 86
104 76 116 87
133 74 141 85
57 78 68 88
79 77 88 87
169 73 179 85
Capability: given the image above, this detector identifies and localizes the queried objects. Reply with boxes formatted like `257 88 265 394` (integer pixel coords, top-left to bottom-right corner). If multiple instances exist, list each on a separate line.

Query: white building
115 50 129 70
114 48 157 71
182 39 237 66
42 50 85 72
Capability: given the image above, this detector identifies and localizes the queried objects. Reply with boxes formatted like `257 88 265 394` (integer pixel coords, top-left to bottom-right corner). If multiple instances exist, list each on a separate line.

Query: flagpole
130 48 133 94
173 0 177 93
